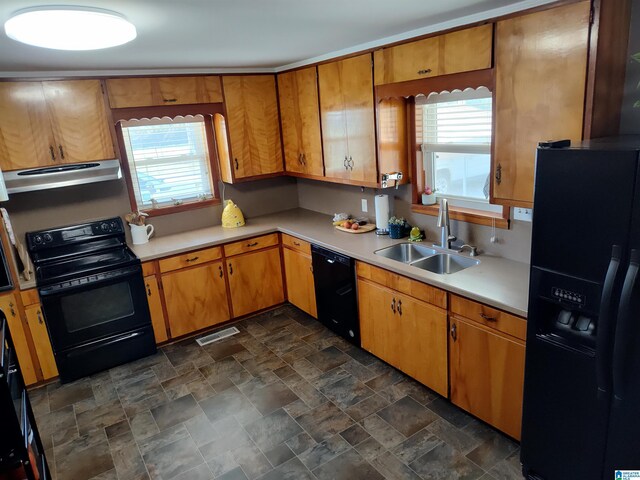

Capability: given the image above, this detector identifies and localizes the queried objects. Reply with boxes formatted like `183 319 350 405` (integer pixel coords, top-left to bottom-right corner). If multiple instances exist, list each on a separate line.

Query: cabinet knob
185 256 199 263
58 145 65 160
293 241 300 246
301 153 306 165
219 265 223 278
299 153 304 165
163 98 177 103
49 146 56 161
479 313 496 322
391 298 396 314
246 242 258 247
235 158 239 170
146 283 152 296
417 68 432 75
451 323 457 341
8 302 15 317
495 163 502 185
37 310 43 324
229 263 233 275
397 299 402 316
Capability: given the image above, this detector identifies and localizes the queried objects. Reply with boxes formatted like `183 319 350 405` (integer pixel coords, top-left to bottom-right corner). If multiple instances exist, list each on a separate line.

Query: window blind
120 115 214 210
418 87 492 154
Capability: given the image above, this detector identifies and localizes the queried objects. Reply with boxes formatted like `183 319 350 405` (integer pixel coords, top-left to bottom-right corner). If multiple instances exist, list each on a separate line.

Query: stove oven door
38 265 152 352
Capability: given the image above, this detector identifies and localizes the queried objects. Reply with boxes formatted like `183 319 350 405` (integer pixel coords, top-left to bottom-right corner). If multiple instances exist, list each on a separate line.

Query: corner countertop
130 208 530 317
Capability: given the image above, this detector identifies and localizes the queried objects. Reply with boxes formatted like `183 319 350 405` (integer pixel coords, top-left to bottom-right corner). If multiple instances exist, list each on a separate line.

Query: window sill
412 203 510 229
143 198 221 217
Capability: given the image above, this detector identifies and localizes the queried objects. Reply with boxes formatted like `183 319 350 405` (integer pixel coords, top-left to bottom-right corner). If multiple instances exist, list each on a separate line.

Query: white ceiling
0 0 556 77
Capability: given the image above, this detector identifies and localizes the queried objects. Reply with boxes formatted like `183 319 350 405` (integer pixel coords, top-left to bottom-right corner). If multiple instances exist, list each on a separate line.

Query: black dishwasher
311 245 360 345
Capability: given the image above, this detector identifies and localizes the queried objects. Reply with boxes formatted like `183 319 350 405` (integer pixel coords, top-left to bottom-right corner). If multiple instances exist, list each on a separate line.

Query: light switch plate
514 207 532 222
361 199 368 213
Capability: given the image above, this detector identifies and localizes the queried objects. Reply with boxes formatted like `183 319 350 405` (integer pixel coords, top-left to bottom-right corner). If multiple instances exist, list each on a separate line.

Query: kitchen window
114 105 221 216
417 87 501 213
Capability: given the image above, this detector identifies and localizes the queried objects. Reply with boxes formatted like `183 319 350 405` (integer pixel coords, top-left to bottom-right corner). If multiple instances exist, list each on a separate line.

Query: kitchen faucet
436 198 456 249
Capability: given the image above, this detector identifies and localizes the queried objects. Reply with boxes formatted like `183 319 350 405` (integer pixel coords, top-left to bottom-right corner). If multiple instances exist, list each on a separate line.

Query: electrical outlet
514 207 533 222
361 199 368 213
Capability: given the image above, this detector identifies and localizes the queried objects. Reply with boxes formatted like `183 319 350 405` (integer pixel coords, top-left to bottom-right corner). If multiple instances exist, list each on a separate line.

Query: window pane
433 152 490 200
121 115 214 210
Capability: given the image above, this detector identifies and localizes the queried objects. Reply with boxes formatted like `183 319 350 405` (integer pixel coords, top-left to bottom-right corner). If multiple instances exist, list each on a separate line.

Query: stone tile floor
30 305 524 480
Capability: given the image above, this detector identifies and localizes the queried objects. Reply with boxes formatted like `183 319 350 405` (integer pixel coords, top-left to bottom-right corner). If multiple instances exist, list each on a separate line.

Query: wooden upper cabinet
277 67 324 177
377 97 409 186
0 82 58 171
0 80 115 171
219 75 283 181
318 54 377 185
492 1 590 207
106 76 223 108
42 80 115 164
374 24 493 85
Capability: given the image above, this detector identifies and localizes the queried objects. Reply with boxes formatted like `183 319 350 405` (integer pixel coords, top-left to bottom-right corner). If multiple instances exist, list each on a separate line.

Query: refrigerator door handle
612 249 640 403
596 245 622 398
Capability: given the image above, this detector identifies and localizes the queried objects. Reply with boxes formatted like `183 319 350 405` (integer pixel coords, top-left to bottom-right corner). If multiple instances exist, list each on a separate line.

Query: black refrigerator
521 136 640 479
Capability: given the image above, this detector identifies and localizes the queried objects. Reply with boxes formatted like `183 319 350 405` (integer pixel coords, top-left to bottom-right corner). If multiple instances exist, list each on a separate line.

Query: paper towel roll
375 194 390 230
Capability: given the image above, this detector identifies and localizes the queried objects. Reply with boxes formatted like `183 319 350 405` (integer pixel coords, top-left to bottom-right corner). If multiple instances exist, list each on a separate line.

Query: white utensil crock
130 223 154 245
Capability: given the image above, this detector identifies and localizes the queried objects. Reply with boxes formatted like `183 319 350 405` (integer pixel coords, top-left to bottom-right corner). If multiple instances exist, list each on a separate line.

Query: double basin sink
374 243 479 274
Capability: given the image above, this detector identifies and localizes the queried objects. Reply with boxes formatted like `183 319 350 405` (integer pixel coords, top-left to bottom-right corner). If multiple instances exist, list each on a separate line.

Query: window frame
376 69 509 229
112 103 223 217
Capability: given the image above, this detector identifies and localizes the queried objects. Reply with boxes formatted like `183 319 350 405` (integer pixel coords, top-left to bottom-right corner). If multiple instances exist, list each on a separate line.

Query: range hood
4 160 122 194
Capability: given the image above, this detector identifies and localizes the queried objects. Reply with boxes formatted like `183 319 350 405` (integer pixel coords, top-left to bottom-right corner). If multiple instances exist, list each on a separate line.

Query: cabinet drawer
142 261 157 277
159 246 222 273
356 261 446 309
20 289 40 307
281 234 311 255
450 294 526 341
224 233 279 257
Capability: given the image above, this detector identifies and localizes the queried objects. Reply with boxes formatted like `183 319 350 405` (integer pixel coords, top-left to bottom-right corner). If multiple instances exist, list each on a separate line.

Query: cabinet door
0 294 38 385
358 279 398 367
283 247 317 318
318 54 377 184
162 261 230 338
373 24 492 85
227 247 284 318
24 304 58 380
222 75 283 179
106 76 223 108
492 1 589 206
449 317 525 439
144 275 168 343
278 67 324 177
0 82 56 171
42 80 115 164
395 293 448 396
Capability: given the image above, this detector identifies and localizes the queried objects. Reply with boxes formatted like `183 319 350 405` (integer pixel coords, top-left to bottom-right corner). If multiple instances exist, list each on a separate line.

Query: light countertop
130 208 530 317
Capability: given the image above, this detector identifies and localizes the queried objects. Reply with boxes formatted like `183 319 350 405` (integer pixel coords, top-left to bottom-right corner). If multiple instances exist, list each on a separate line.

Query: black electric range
26 218 156 383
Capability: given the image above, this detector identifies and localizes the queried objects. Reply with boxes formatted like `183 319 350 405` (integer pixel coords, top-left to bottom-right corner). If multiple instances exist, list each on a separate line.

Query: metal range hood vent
4 160 122 194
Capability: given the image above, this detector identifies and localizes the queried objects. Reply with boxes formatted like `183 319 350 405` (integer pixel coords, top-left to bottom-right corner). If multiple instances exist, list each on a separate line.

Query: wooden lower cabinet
144 275 168 343
358 278 448 396
23 304 58 380
449 316 526 439
0 294 38 385
283 247 317 318
227 247 284 318
162 260 230 338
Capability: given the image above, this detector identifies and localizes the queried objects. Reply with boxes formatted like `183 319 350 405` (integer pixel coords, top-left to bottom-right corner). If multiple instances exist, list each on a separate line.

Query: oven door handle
68 331 145 356
39 266 141 297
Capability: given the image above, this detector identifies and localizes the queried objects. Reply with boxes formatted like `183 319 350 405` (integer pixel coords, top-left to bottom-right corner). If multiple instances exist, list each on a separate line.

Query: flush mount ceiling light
4 6 136 50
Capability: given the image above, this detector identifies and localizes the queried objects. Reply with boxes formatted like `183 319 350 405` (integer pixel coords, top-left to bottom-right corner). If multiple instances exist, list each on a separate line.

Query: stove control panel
27 217 125 251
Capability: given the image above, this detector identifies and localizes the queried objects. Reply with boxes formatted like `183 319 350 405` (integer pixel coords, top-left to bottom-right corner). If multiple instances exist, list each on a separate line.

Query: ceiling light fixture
4 6 136 50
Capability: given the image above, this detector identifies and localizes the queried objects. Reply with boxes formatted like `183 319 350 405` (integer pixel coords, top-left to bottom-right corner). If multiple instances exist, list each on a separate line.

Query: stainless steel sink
374 243 437 263
411 253 480 274
374 243 479 274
